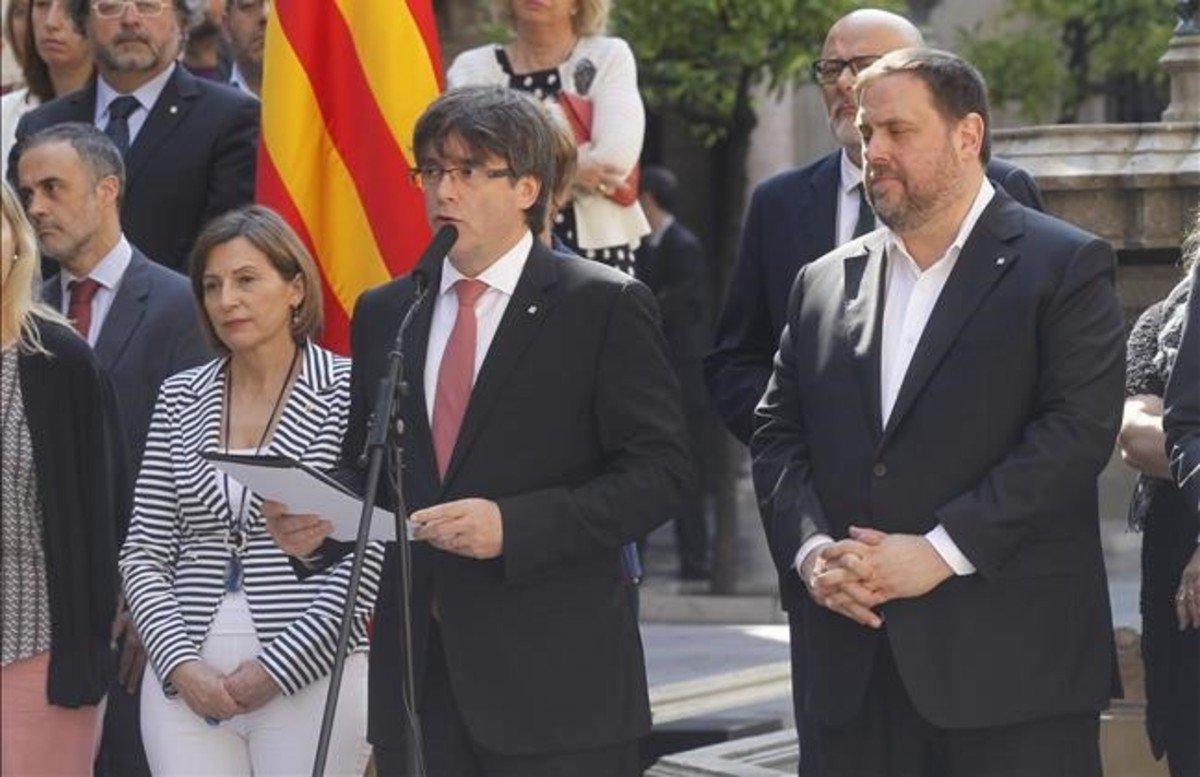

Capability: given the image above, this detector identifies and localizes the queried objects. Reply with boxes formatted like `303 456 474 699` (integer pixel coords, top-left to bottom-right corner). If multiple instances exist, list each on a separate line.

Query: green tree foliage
960 0 1173 123
613 0 882 147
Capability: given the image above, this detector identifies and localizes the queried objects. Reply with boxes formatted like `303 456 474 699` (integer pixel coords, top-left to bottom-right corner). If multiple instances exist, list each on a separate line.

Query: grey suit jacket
44 247 211 509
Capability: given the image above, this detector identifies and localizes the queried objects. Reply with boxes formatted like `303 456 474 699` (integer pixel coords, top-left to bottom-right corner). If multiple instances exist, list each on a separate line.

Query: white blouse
447 35 651 251
1 88 39 181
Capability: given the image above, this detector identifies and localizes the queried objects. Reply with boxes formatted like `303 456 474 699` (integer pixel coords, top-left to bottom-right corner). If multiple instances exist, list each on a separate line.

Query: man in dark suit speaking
752 49 1124 775
265 86 690 775
11 0 259 273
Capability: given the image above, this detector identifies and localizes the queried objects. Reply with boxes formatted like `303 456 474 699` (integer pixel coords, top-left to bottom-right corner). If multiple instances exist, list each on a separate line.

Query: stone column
1161 1 1200 121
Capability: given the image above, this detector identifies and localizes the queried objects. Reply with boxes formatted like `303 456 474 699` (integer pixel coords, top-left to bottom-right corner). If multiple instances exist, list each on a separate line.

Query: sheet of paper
207 456 410 542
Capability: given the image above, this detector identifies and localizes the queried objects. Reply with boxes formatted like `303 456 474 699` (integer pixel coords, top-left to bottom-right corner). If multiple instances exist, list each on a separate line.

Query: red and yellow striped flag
256 0 443 353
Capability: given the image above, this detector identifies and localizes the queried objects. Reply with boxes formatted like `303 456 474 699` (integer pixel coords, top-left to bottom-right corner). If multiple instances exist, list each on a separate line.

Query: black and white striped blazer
119 342 385 695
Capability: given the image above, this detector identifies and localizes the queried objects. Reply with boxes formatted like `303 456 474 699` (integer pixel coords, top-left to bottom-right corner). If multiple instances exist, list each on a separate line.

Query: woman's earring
290 305 300 326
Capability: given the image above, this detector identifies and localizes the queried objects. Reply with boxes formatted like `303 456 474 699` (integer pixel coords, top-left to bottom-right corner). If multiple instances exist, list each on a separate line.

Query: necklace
219 344 301 592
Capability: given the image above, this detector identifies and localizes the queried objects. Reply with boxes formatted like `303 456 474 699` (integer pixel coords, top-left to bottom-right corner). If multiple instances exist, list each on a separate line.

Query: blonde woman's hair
1 180 69 355
495 0 609 37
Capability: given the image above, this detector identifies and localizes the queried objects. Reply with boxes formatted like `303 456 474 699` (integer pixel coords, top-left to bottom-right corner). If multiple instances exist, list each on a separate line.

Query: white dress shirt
794 178 997 580
423 231 533 423
229 63 258 99
835 150 867 248
59 235 134 347
94 63 177 147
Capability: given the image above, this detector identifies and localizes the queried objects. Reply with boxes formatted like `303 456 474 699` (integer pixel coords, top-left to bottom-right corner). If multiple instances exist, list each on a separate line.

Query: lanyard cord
221 344 302 539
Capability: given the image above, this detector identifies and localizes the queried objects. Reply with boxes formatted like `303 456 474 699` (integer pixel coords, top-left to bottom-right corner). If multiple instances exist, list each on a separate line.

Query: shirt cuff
793 534 835 577
925 524 976 576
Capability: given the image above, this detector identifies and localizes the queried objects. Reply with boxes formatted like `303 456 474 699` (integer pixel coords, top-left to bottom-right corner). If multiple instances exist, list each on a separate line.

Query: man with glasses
10 0 258 273
264 86 689 776
704 9 1045 776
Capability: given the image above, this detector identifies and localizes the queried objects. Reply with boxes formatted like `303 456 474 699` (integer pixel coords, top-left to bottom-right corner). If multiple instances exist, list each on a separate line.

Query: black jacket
752 190 1124 728
706 152 1046 444
16 318 122 706
1165 262 1200 510
308 241 690 754
12 65 259 272
634 220 712 411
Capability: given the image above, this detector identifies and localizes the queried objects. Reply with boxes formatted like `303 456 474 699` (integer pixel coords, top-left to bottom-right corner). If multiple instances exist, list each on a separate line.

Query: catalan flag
256 0 443 352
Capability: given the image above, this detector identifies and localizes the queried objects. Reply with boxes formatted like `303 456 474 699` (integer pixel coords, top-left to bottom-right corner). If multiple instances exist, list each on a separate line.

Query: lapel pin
169 105 178 115
527 304 538 315
995 256 1007 267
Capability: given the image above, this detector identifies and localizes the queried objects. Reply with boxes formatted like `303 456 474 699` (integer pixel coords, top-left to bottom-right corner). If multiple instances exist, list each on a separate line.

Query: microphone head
430 223 459 254
411 224 459 287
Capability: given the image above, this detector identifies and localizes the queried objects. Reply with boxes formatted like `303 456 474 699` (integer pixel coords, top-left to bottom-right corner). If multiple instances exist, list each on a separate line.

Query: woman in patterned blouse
448 0 650 276
0 180 122 774
1118 219 1200 777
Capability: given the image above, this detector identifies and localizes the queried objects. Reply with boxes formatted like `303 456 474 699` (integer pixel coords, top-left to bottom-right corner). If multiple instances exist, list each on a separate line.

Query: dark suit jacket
1165 262 1200 510
13 65 259 272
751 190 1124 729
706 151 1046 444
635 220 713 412
43 247 211 515
310 240 690 754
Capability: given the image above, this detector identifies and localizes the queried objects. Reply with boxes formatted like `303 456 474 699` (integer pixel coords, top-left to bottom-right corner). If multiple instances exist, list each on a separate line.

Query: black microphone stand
312 275 431 777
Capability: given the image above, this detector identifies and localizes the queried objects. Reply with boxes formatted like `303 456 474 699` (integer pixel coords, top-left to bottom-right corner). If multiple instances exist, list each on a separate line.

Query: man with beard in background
10 0 258 272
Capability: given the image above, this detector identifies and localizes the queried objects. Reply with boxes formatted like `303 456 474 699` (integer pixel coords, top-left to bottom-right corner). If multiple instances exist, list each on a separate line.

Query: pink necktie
431 279 488 478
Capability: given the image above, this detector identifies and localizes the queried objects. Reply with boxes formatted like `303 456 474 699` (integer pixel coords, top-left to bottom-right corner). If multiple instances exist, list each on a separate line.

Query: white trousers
140 591 371 776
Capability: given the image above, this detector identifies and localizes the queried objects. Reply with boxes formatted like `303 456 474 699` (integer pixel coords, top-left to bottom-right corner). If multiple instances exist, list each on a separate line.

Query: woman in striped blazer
119 206 384 776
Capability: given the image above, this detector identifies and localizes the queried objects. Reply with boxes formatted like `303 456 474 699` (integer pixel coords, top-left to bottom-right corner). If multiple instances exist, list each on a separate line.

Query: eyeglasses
408 165 514 190
92 0 169 18
811 55 883 85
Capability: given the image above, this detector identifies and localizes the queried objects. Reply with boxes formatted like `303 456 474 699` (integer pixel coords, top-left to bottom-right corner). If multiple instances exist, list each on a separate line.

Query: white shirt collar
439 230 533 298
885 177 996 274
839 149 864 195
229 62 257 99
60 235 133 293
96 62 177 122
648 214 675 248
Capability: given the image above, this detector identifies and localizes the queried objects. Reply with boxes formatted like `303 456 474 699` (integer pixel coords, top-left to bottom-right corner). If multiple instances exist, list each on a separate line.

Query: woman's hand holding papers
262 500 333 559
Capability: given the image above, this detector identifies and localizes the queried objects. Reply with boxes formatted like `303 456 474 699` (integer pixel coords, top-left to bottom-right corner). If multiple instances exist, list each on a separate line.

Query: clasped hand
802 526 955 629
169 659 279 722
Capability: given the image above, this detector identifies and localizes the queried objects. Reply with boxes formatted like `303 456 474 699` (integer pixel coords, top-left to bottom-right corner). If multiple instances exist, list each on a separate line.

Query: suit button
872 463 888 477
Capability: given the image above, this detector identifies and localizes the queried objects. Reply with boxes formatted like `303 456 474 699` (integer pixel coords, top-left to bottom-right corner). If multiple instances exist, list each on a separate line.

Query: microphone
411 224 458 293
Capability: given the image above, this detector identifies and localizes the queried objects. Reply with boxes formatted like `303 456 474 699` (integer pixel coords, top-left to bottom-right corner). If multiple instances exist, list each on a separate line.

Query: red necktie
431 279 488 478
67 278 102 340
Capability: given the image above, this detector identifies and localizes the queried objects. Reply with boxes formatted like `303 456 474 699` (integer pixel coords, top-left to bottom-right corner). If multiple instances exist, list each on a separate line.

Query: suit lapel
65 83 97 123
93 251 150 370
402 274 440 491
880 194 1025 446
843 236 887 439
440 244 558 490
124 66 200 185
807 152 841 255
